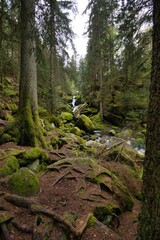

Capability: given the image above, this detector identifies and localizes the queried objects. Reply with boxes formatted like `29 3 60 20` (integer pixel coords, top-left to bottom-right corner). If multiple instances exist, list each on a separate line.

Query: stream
72 95 145 156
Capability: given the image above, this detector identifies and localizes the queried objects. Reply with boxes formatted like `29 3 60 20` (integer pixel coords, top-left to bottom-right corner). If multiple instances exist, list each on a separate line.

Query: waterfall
72 96 78 112
72 96 76 108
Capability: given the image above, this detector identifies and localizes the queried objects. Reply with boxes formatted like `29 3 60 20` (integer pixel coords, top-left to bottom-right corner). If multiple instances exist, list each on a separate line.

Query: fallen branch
98 140 125 157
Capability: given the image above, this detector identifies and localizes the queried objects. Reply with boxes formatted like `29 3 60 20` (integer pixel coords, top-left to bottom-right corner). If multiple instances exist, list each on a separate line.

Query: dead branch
98 140 125 157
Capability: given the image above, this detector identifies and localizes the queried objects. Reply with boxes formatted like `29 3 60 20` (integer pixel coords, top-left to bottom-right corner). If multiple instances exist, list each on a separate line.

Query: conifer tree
18 0 46 147
137 0 160 238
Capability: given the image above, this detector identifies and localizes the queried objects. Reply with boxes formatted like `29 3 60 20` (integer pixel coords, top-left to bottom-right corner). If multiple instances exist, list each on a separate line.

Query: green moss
62 133 86 151
50 136 66 149
112 178 134 211
47 115 61 128
4 88 18 97
0 212 10 223
91 112 105 130
61 112 73 122
18 99 46 148
18 103 37 146
0 133 12 144
0 156 19 177
38 107 48 117
0 150 6 160
138 167 143 180
70 126 82 136
135 191 142 200
6 167 40 196
88 215 96 227
6 114 15 121
22 147 49 164
61 123 74 133
94 204 120 225
76 114 95 133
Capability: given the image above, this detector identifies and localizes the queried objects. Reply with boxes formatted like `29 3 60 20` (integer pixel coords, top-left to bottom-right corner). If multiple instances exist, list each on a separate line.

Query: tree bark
18 0 46 147
137 1 160 239
0 0 4 91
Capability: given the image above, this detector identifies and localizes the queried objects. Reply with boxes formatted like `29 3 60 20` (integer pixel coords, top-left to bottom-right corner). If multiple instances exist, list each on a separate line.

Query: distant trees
37 0 76 113
80 0 152 125
137 0 160 239
0 0 19 90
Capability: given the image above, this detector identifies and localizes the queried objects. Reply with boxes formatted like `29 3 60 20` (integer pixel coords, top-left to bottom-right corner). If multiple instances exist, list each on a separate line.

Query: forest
0 0 160 239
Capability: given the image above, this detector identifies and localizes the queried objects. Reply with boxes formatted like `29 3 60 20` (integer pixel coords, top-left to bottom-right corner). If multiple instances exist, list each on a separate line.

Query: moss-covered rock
76 114 95 133
70 126 82 136
0 133 12 144
6 167 40 196
61 122 74 133
61 112 73 123
62 133 86 148
91 112 105 130
19 147 49 166
81 107 98 116
50 135 67 149
0 156 19 177
0 121 20 144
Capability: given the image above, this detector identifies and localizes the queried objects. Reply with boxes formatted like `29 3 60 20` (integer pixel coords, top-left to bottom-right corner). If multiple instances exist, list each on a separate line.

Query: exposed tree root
51 169 69 186
4 193 92 237
12 220 33 233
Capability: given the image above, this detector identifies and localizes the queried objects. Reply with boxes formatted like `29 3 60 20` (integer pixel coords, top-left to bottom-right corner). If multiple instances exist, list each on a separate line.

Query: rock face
76 114 95 133
6 167 40 196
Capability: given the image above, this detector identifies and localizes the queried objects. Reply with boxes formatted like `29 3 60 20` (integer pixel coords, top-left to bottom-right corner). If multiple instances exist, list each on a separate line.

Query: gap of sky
70 0 89 59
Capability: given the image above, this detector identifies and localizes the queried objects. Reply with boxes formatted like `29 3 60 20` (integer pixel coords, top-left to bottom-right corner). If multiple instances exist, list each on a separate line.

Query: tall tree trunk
0 0 4 91
18 0 46 147
49 0 58 114
137 1 160 239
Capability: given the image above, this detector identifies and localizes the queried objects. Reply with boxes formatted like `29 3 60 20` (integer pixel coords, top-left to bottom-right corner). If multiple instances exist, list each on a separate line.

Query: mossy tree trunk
18 0 46 147
137 1 160 239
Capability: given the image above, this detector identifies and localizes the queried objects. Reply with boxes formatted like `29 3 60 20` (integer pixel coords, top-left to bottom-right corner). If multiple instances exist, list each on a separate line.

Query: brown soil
0 142 141 240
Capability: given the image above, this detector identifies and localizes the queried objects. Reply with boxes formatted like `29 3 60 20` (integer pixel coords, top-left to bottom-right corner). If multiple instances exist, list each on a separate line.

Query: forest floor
0 141 141 240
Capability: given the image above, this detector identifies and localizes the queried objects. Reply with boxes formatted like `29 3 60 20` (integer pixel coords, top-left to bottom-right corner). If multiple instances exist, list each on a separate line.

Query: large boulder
0 156 19 177
18 147 49 166
61 112 73 123
6 167 40 196
76 114 95 133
